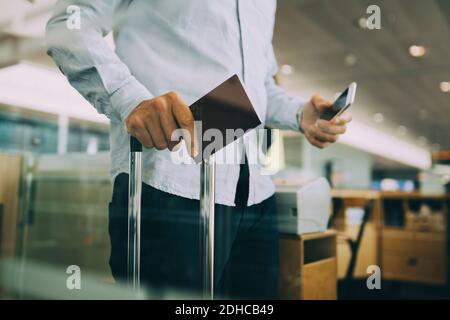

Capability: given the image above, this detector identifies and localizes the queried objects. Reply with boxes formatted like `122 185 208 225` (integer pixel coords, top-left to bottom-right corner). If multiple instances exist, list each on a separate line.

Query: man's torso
110 0 277 206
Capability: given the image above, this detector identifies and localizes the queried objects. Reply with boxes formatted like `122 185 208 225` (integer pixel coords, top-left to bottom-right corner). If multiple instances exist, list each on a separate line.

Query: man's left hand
299 95 352 149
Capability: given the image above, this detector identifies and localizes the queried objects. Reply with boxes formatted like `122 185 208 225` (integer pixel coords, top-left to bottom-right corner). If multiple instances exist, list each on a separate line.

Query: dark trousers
108 166 279 299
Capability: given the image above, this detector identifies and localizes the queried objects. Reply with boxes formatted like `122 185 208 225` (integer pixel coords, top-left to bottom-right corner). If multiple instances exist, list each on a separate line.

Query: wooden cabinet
301 258 337 300
279 230 337 300
382 228 447 285
381 193 448 285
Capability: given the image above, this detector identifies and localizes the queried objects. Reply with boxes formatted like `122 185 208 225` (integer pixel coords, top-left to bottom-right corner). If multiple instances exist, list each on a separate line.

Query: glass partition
0 151 205 299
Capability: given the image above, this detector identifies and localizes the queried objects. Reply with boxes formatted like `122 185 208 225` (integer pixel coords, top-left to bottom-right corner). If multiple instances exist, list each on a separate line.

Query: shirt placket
236 0 256 206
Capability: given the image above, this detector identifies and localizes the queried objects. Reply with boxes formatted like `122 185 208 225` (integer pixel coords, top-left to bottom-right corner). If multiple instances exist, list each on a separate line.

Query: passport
189 74 261 162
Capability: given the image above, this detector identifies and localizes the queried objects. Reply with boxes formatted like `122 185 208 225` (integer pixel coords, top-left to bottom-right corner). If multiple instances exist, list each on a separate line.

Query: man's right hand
125 91 197 156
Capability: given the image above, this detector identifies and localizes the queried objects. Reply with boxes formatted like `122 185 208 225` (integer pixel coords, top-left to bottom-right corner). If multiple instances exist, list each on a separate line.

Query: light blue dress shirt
46 0 306 206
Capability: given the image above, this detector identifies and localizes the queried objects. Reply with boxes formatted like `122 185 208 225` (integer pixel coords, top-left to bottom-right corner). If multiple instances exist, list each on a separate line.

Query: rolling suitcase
127 136 216 299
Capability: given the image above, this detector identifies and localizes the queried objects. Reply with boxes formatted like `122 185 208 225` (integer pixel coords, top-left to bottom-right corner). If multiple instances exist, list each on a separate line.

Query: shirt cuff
109 76 153 123
280 97 307 131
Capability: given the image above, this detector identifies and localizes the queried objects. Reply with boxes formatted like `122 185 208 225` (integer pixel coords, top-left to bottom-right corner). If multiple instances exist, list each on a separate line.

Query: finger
159 104 179 151
317 119 347 135
308 136 329 149
145 115 168 150
132 124 154 149
169 92 198 157
336 111 352 124
313 127 338 143
311 94 333 112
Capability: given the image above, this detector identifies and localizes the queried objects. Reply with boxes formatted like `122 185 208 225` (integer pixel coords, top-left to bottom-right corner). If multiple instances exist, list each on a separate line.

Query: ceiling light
373 113 384 123
280 64 293 75
344 54 357 66
358 18 368 29
397 126 407 136
440 81 450 93
409 45 426 57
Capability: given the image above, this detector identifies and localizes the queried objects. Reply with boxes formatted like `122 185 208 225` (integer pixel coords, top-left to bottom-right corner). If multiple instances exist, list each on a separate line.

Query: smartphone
320 82 357 121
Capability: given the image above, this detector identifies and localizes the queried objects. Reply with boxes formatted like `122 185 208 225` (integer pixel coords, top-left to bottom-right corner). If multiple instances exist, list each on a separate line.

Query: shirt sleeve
46 0 153 123
264 45 307 131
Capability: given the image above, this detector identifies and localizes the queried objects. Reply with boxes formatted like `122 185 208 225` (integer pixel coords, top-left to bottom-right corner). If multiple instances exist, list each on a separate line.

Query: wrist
109 76 153 124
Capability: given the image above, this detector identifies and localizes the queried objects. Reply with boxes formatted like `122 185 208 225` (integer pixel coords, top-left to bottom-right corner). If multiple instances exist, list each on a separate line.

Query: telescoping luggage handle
128 136 216 299
128 136 142 290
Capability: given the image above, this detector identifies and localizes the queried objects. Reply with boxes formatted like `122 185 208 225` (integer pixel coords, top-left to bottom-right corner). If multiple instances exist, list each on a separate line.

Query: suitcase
128 136 216 299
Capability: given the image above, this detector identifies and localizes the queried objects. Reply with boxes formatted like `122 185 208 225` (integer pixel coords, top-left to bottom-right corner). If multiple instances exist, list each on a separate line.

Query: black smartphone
320 82 357 121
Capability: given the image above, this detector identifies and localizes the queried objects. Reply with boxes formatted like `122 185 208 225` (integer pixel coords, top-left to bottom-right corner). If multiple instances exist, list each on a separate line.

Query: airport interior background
0 0 449 300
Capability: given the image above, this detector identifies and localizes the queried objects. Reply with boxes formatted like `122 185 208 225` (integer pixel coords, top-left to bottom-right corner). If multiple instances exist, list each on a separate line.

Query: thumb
172 100 198 158
311 95 333 112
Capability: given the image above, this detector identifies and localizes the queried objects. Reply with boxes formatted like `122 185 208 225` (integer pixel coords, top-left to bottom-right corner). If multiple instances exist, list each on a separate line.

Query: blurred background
0 0 449 299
